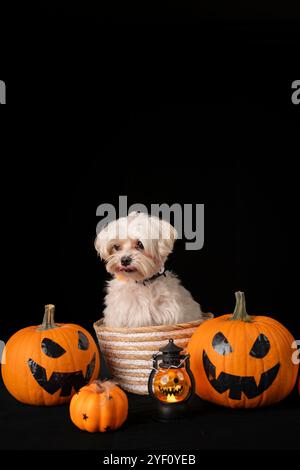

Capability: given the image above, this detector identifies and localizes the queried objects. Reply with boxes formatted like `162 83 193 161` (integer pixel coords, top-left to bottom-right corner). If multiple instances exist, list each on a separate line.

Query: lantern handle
166 353 190 370
152 352 163 369
148 367 157 398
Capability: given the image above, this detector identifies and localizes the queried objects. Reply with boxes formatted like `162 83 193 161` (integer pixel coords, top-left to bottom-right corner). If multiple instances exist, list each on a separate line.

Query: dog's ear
94 235 104 259
94 228 109 259
158 219 178 258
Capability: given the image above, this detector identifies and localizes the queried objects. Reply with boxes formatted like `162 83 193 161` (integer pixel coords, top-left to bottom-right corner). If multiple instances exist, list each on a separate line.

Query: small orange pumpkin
1 305 100 405
188 292 299 408
69 380 128 432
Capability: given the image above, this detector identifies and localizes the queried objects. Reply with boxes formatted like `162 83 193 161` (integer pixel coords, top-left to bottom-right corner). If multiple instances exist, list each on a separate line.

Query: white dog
95 211 204 328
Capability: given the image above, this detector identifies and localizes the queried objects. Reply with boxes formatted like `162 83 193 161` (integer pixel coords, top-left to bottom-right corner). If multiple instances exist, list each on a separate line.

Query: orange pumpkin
188 292 299 408
1 304 100 405
69 380 128 432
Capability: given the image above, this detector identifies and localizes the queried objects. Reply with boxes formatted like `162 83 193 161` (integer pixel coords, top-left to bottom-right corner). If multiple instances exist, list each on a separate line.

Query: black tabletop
1 373 299 451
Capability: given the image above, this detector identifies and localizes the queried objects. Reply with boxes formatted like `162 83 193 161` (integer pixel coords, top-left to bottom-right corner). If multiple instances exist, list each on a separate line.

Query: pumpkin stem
92 380 117 395
38 304 59 330
231 291 252 322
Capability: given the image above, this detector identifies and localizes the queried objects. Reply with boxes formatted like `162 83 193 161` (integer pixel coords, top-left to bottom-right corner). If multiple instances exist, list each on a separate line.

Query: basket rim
94 312 213 334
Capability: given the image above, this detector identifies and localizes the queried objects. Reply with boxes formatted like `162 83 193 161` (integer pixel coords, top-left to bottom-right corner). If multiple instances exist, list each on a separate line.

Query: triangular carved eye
41 338 66 358
212 332 233 355
78 331 89 350
250 334 270 358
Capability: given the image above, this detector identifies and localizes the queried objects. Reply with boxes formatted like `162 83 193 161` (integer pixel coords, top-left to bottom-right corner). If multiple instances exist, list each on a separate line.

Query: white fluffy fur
95 211 204 327
102 271 203 328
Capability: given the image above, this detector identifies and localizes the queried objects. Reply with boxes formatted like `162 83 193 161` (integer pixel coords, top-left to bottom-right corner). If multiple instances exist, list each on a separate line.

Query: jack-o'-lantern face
153 369 191 403
27 329 98 398
2 311 101 406
202 330 280 401
188 303 299 408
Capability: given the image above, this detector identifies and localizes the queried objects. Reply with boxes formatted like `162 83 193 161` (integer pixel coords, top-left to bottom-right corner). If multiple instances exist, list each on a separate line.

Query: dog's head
95 212 177 281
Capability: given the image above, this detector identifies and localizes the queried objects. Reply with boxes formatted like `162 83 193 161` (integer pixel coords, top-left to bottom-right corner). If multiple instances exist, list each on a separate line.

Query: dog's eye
112 244 120 252
136 240 144 250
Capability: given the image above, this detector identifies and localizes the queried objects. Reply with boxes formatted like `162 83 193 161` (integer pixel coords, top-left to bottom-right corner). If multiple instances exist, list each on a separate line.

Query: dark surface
0 369 299 451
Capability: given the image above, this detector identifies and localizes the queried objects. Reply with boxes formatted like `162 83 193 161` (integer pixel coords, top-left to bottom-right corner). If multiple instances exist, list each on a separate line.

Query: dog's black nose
121 256 132 266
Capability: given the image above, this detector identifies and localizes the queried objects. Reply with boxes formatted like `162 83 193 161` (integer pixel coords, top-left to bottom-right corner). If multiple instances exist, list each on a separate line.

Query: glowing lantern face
148 338 195 411
153 368 192 403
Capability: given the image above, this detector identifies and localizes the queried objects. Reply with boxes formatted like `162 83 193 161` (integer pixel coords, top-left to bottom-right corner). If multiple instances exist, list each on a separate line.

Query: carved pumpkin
153 368 192 403
188 292 299 408
1 305 100 405
69 380 128 432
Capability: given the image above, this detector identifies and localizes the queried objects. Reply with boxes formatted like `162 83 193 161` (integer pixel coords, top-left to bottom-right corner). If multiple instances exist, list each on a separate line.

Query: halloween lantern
148 339 195 420
188 292 299 408
1 304 100 405
70 380 128 432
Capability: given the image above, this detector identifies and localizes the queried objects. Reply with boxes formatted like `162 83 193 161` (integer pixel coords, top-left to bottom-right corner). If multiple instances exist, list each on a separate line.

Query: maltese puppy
95 211 204 328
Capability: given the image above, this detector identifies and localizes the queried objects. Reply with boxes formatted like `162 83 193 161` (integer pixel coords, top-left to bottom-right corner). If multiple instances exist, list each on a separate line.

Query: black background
1 0 300 457
2 85 299 339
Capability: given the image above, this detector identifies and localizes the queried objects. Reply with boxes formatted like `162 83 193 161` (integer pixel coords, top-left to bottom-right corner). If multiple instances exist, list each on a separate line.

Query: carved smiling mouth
158 385 184 397
27 353 96 397
203 350 280 400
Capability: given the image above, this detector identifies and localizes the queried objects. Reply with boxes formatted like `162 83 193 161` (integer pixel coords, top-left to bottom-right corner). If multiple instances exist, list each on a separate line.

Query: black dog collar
135 270 166 286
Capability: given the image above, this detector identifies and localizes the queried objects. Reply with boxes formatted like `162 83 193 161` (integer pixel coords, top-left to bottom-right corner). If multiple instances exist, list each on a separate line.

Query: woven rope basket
94 313 213 395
